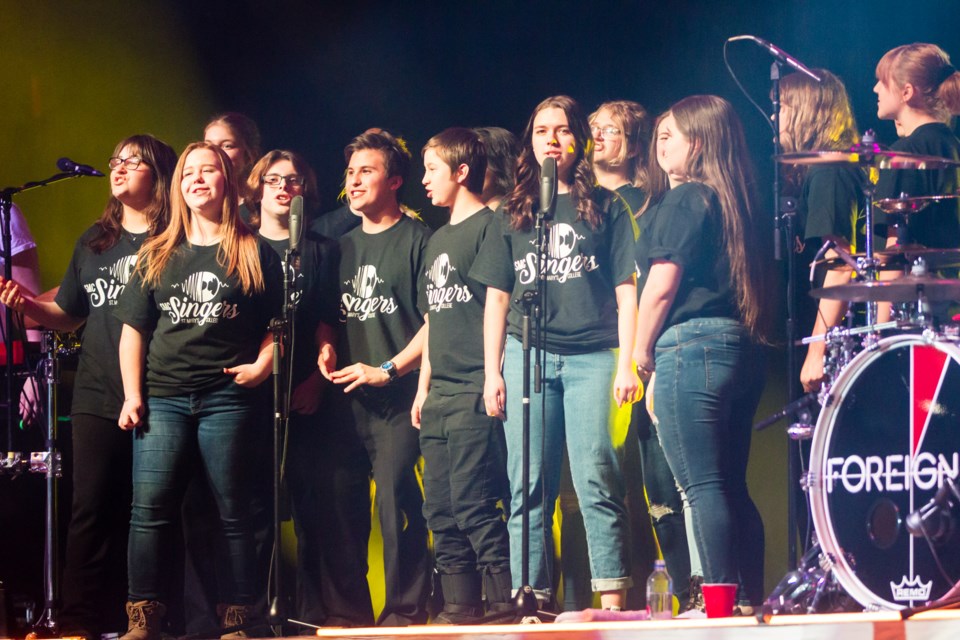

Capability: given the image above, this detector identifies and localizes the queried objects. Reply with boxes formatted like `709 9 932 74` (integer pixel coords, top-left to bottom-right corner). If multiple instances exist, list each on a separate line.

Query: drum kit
763 136 960 615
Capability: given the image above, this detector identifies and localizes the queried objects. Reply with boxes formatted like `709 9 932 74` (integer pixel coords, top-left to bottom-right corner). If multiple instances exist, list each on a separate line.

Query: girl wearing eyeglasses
114 142 282 640
590 100 651 217
244 149 345 625
0 135 177 639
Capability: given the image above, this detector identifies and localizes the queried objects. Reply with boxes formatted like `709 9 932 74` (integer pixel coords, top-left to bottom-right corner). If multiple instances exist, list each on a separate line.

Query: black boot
483 566 514 613
432 572 483 625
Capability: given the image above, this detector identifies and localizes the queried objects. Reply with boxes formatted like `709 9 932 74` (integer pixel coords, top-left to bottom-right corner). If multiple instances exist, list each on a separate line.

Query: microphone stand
481 177 557 625
267 248 297 634
1 173 80 454
769 59 802 571
0 171 91 638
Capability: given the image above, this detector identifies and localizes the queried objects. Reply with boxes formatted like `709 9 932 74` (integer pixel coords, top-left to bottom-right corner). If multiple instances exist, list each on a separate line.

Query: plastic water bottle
646 559 673 619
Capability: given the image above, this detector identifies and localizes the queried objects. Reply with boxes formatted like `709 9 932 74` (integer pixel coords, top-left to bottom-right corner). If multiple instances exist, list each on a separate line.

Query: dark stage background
2 0 960 618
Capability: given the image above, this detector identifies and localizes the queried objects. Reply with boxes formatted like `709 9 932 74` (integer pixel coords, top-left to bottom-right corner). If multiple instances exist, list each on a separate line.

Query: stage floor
302 610 960 640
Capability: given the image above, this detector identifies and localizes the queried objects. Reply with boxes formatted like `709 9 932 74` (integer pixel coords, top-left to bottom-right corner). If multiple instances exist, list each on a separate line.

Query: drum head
810 334 960 610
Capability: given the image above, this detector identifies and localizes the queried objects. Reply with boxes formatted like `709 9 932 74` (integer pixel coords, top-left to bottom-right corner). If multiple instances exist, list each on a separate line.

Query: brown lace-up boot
218 604 255 638
119 600 166 640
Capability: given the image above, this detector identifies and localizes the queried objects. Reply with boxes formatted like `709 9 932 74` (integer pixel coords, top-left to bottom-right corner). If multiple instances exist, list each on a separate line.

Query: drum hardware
776 147 960 170
0 331 68 635
815 248 960 274
875 193 960 214
810 274 960 303
760 541 861 617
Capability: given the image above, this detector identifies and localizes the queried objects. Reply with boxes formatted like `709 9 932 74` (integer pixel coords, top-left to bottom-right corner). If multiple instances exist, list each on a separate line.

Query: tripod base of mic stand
475 585 557 624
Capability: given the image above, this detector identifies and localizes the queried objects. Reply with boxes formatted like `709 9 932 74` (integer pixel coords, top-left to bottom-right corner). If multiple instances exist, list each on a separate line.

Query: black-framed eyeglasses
590 126 625 138
108 156 144 170
262 174 305 187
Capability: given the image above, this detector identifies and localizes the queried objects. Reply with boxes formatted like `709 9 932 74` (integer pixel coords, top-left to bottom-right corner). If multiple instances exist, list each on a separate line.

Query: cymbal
776 148 960 169
874 194 960 214
815 247 960 272
810 275 960 303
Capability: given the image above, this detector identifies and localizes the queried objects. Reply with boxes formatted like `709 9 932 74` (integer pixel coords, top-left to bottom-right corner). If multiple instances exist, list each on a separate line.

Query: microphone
754 392 819 431
728 35 821 83
540 156 557 219
906 477 960 542
57 157 105 177
289 195 304 255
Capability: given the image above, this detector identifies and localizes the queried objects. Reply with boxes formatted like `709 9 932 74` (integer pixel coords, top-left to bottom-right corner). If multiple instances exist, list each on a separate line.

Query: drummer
872 43 960 305
779 69 866 393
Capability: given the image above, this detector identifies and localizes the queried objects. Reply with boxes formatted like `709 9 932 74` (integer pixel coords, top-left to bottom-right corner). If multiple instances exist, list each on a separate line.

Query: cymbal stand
32 330 65 636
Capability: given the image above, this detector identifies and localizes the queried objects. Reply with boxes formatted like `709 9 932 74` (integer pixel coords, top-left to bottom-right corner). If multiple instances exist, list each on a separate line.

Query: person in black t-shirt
246 149 371 627
587 99 697 611
778 70 866 393
634 96 773 610
410 128 511 623
872 43 960 320
590 100 650 217
471 95 638 611
114 142 282 640
1 135 177 640
319 130 432 626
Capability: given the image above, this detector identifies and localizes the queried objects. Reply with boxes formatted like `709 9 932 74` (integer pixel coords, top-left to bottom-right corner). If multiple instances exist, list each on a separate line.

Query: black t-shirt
261 230 340 385
417 208 495 396
614 184 647 220
470 190 636 354
793 165 866 328
798 165 865 246
115 239 284 396
55 225 147 419
337 215 431 373
874 122 960 249
635 182 737 335
311 204 363 239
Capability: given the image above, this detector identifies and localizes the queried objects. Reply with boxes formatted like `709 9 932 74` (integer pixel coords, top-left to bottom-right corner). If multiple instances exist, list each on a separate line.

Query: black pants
343 380 430 626
286 388 375 627
59 413 132 636
419 392 509 576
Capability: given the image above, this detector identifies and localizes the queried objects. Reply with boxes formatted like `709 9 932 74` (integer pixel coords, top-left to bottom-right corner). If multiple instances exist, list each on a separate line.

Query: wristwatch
379 360 398 384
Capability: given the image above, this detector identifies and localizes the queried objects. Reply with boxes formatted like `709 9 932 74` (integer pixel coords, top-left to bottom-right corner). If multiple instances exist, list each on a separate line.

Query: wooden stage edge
299 609 960 640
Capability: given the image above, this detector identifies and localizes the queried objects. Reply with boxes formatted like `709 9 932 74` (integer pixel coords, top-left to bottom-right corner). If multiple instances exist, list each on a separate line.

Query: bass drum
809 334 960 610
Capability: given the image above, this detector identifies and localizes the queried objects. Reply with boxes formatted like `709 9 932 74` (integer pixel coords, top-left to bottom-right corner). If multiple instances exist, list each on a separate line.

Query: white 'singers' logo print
86 254 139 308
157 271 239 325
548 223 577 259
425 253 472 312
514 223 599 284
341 265 398 322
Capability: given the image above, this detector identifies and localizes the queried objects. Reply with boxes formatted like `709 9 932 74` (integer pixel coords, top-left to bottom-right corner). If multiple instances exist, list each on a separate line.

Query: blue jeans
502 337 632 595
128 383 261 604
652 318 766 605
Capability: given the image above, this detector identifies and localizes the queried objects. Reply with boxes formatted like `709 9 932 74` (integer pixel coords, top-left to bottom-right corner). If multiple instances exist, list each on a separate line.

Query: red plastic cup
701 583 737 618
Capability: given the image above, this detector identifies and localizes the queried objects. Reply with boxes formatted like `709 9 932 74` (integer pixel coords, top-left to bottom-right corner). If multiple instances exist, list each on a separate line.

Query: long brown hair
876 43 960 121
589 100 651 189
137 142 265 294
779 69 860 191
504 95 604 231
88 134 177 254
644 95 772 342
245 149 319 228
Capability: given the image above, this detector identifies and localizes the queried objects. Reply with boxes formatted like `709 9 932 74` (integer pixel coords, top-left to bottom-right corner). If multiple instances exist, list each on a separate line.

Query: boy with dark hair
411 127 512 623
320 129 432 626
